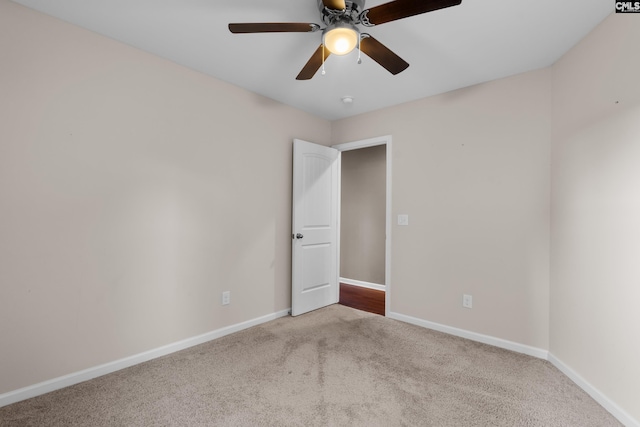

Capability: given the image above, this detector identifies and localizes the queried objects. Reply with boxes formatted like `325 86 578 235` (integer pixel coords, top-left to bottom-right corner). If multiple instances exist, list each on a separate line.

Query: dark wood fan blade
359 36 409 75
322 0 346 10
363 0 462 26
296 45 331 80
229 23 318 33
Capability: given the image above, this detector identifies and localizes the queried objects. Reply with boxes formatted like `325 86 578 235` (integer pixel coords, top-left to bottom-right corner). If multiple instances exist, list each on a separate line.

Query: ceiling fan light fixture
323 22 359 55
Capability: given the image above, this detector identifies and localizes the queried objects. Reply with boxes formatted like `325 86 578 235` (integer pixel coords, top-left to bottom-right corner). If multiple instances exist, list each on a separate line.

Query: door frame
332 135 392 316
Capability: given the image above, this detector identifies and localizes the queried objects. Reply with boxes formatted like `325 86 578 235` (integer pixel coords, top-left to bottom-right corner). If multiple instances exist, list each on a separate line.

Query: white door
291 139 339 316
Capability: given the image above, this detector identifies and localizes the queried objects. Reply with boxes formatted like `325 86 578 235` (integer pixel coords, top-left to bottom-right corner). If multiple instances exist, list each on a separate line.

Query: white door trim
332 135 392 316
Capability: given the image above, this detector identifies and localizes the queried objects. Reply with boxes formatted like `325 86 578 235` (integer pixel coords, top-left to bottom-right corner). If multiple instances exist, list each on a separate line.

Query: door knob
296 233 304 239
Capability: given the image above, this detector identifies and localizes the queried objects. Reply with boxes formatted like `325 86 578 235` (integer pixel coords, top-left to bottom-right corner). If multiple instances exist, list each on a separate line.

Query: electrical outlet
463 294 473 309
222 291 231 306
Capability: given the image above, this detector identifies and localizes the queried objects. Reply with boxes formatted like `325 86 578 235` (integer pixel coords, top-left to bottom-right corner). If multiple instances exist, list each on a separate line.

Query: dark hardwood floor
339 283 385 316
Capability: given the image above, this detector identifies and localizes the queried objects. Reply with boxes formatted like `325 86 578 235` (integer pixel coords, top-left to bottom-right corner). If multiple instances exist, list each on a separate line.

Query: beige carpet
0 304 621 426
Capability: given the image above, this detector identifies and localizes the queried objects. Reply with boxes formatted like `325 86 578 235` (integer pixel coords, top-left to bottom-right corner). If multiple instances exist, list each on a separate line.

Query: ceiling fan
228 0 462 80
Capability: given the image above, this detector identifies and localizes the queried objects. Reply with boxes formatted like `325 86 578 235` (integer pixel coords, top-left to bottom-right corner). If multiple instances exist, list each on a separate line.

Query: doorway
333 136 392 316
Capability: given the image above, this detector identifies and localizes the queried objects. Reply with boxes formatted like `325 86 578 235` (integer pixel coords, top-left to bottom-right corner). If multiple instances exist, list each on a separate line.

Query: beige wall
340 145 386 285
333 69 552 350
2 0 637 422
0 0 330 394
550 14 640 422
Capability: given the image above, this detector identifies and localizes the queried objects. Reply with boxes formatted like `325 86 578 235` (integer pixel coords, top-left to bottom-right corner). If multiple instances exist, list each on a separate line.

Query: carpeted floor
0 304 621 426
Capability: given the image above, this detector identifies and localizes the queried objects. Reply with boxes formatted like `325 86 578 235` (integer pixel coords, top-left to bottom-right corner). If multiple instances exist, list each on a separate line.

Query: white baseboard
0 308 291 408
548 353 639 427
387 311 549 359
340 277 385 292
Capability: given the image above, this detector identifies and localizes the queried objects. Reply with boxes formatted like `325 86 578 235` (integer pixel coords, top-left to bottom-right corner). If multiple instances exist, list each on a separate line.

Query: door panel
302 243 331 291
292 139 339 316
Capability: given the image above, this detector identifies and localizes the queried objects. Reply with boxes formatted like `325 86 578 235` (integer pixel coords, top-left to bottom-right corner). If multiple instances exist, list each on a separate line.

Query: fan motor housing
318 0 366 25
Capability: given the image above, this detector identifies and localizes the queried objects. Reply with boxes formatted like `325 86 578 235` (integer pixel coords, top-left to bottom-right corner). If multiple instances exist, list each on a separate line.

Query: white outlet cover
398 214 409 226
463 294 473 309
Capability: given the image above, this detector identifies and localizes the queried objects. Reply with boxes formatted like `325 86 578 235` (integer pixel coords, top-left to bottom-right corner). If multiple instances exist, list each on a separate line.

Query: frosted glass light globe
323 25 358 55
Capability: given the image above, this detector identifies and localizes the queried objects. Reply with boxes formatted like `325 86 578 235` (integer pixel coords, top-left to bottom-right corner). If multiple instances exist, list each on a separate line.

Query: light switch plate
397 214 409 226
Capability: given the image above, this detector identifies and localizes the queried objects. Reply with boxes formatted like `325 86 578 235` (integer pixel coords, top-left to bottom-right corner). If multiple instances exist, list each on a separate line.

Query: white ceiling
12 0 611 120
